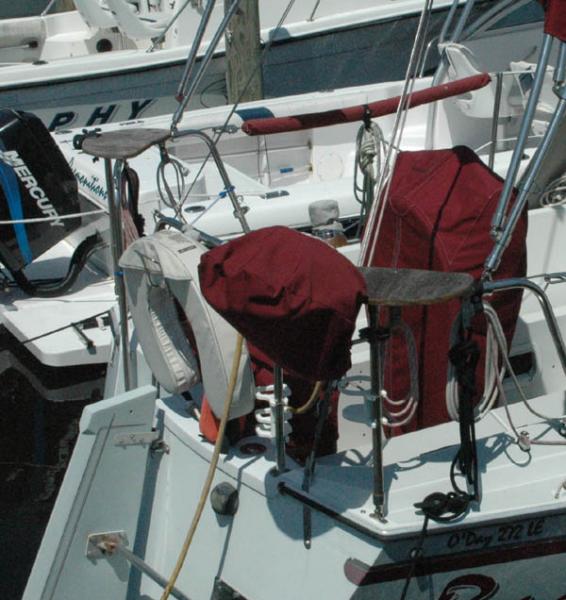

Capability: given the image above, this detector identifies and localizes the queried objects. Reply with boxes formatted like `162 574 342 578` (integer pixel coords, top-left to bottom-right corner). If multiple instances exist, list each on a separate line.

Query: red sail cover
199 226 366 382
365 147 527 431
540 0 566 41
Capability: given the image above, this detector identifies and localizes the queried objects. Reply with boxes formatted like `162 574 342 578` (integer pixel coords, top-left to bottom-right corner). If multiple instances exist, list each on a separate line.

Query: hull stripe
345 536 566 586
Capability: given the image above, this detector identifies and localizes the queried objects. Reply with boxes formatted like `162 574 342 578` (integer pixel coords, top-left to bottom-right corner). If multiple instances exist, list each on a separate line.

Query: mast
224 0 263 103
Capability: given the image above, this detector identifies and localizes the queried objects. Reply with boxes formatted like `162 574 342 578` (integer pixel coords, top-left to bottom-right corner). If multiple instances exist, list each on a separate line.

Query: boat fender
120 229 255 420
210 482 239 516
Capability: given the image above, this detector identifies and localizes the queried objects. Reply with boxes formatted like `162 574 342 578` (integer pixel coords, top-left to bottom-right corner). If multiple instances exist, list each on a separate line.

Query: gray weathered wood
224 0 263 103
82 129 170 160
359 267 474 306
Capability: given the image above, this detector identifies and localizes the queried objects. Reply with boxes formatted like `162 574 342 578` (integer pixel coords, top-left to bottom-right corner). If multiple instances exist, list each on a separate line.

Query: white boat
0 0 509 131
21 0 566 597
0 0 550 399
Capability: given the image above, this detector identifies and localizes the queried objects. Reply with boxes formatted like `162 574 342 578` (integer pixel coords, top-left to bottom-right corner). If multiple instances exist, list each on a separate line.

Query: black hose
11 232 106 298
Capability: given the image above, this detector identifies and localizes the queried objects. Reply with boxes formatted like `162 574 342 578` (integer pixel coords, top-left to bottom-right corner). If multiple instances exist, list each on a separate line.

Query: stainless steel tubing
485 96 566 275
368 304 386 520
489 34 554 240
488 72 504 171
171 0 242 133
116 544 190 600
172 128 251 233
105 159 131 391
483 277 566 374
172 0 217 95
274 365 287 474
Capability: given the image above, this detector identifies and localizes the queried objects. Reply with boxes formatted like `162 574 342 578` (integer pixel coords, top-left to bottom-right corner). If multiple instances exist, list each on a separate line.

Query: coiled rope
445 309 503 422
449 301 566 448
354 120 387 232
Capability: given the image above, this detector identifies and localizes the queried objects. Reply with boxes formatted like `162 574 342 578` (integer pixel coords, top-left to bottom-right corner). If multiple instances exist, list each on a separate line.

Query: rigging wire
360 0 434 266
484 301 566 426
161 0 298 221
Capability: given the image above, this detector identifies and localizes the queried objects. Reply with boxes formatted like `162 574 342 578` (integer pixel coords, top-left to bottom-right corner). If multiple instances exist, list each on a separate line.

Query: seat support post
273 364 287 474
365 303 389 521
104 157 132 392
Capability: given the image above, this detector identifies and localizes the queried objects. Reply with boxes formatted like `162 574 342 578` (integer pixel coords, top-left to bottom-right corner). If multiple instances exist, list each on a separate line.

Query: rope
22 309 111 345
399 515 429 600
156 152 187 218
360 0 434 266
0 208 106 225
483 302 566 441
354 120 388 232
160 334 244 600
540 172 566 207
446 309 503 422
381 319 420 429
292 381 323 415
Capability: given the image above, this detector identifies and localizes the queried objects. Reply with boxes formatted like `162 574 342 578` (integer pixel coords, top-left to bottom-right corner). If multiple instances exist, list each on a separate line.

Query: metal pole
104 158 131 391
485 96 566 276
367 303 386 520
117 545 190 600
273 365 287 474
148 0 207 53
171 0 242 133
449 0 476 44
489 34 554 239
170 0 217 88
483 277 566 374
40 0 57 16
488 72 504 171
172 128 250 233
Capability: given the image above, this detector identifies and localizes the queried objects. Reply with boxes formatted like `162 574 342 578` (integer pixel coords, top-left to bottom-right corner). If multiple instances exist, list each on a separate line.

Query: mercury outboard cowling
0 109 103 296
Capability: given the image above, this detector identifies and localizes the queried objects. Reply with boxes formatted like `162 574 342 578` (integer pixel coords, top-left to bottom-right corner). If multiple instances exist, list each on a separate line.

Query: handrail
241 73 491 136
483 277 566 375
171 128 250 233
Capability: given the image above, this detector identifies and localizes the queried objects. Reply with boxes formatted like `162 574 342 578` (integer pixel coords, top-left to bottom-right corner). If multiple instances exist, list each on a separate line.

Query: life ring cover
198 226 367 382
120 229 255 419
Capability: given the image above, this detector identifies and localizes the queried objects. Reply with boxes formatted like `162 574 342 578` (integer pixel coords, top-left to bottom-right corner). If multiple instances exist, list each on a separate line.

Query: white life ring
120 229 255 420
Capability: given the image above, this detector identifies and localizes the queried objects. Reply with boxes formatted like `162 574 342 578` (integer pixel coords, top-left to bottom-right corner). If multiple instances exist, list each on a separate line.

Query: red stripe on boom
242 73 491 136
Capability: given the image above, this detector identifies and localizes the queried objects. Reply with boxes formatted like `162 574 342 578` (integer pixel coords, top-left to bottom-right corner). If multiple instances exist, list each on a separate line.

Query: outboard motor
0 109 103 296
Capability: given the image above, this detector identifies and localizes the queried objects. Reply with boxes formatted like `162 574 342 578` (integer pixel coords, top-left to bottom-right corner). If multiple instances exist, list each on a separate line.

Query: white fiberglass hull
23 384 566 599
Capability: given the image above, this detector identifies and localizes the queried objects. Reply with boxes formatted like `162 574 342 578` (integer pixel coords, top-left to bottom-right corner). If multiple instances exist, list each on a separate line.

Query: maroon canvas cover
364 147 527 431
199 226 367 382
539 0 566 41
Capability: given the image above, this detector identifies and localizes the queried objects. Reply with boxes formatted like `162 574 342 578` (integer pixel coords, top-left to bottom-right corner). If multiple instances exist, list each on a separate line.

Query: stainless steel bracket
86 531 190 600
